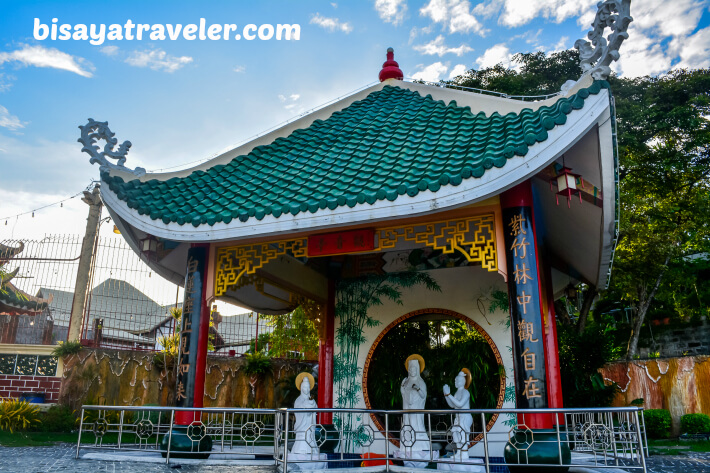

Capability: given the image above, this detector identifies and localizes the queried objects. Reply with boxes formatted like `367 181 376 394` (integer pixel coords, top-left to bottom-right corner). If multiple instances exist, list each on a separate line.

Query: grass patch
0 430 78 447
648 438 710 454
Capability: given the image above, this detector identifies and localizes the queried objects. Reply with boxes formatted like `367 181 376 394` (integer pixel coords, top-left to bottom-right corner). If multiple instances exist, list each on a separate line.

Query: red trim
542 258 565 415
318 279 335 424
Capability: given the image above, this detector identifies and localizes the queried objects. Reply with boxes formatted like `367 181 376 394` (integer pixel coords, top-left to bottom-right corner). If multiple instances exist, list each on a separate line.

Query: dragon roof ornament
79 118 146 177
575 0 633 80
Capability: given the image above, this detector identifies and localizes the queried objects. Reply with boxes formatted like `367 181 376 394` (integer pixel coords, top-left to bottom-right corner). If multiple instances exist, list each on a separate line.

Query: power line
1 189 86 223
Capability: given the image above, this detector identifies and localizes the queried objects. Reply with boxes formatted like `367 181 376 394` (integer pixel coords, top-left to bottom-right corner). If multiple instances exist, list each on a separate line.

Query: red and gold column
500 181 551 429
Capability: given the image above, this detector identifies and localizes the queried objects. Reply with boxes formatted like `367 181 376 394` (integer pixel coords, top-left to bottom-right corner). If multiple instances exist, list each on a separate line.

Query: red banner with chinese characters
307 229 376 257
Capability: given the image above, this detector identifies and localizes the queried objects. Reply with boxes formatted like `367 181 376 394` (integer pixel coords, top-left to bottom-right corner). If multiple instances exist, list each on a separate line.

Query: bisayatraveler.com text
33 18 301 45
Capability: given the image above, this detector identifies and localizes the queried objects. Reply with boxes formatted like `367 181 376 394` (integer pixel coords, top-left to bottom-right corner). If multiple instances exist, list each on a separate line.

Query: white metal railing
76 405 647 472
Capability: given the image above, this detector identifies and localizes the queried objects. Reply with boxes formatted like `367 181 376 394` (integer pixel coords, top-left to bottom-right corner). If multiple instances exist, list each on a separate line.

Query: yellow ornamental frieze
215 214 497 297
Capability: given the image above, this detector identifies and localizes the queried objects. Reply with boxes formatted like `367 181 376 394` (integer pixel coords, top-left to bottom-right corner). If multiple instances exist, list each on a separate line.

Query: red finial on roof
379 47 403 82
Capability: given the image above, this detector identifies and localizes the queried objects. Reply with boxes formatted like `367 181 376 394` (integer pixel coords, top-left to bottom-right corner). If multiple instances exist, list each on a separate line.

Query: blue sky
1 0 709 240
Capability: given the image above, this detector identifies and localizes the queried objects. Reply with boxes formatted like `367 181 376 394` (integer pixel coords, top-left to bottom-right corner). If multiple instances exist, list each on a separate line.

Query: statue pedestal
393 449 440 468
437 456 485 472
286 452 328 471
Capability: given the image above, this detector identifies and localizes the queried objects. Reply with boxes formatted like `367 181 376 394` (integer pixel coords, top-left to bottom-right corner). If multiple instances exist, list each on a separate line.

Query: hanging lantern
140 235 159 261
550 158 584 207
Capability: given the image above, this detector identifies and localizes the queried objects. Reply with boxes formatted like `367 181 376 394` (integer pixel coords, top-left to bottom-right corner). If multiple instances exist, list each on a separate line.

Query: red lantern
550 159 584 207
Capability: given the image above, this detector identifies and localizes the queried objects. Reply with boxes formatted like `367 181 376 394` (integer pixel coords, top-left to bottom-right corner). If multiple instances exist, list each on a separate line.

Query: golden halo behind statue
295 372 315 390
404 354 425 373
461 368 472 389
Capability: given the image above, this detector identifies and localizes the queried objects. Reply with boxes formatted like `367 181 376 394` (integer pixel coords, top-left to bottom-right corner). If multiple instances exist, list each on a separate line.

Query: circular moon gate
362 308 506 447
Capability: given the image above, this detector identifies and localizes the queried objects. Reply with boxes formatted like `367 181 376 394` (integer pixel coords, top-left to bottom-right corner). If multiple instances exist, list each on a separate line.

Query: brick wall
0 374 62 402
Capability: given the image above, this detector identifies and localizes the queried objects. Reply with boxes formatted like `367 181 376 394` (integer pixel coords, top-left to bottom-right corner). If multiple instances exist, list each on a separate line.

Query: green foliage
29 405 77 433
0 398 41 433
488 290 509 314
443 50 582 97
243 352 272 376
258 306 320 359
644 409 672 439
557 322 623 407
681 413 710 434
51 340 83 358
334 271 440 452
447 51 710 358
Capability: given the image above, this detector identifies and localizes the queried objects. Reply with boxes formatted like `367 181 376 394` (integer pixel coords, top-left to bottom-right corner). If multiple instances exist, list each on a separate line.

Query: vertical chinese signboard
175 246 207 409
502 206 548 410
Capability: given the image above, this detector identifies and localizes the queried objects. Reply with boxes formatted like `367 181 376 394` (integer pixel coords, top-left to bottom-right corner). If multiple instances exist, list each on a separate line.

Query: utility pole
67 184 102 342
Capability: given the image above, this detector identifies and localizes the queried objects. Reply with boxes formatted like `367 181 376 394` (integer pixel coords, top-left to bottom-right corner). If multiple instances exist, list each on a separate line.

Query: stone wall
600 356 710 436
637 319 710 359
58 349 316 412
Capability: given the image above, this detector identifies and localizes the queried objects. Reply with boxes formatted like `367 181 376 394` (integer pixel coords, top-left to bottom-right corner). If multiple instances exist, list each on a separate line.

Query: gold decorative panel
378 214 498 271
215 238 307 297
215 214 497 296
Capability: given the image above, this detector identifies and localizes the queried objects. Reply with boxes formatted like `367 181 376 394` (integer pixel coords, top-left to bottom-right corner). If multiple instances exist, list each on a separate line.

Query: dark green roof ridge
103 80 609 227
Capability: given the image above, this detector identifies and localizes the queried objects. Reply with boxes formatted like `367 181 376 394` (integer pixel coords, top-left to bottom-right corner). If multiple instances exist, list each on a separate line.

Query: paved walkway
1 444 709 472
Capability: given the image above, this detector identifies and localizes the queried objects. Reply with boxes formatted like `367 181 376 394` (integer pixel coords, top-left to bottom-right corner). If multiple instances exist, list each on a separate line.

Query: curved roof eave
101 89 612 244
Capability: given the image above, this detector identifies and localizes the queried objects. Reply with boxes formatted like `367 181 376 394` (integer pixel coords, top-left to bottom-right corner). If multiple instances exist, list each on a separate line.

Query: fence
0 235 278 358
76 405 649 472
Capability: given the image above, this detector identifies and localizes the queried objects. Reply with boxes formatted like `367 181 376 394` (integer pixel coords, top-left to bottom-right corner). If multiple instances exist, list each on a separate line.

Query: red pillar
175 243 210 425
192 243 211 409
541 259 565 428
500 181 552 429
318 279 335 424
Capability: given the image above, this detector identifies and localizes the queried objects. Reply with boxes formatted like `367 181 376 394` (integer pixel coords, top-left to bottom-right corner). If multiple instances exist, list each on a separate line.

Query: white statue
443 369 473 460
288 372 326 471
291 372 318 455
394 354 439 468
438 368 483 472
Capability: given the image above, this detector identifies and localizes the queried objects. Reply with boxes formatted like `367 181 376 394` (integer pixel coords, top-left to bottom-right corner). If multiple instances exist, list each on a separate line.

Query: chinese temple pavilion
85 5 629 459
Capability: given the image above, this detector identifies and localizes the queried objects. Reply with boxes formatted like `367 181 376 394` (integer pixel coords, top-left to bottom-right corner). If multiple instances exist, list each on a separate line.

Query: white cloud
497 0 597 28
310 13 353 33
278 93 303 112
611 0 707 77
420 0 487 36
125 49 193 73
375 0 408 26
612 26 671 77
414 35 473 56
449 63 468 79
0 73 13 92
475 44 514 69
0 105 24 131
0 44 93 78
411 62 448 82
233 65 246 73
674 26 710 69
549 36 569 53
100 45 119 56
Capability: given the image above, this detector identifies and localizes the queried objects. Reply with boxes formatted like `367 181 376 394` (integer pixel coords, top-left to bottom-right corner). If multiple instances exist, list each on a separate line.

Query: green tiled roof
0 286 48 313
103 81 609 227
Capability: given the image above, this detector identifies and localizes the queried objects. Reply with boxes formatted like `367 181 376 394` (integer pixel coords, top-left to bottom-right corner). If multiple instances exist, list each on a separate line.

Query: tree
258 306 320 359
608 69 710 359
447 53 710 359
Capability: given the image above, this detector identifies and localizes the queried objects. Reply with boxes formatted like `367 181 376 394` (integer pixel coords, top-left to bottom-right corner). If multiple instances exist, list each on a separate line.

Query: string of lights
1 182 97 225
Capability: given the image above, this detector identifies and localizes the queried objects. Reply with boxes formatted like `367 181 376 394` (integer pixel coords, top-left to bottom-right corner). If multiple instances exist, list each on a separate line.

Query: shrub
243 352 272 376
32 405 77 432
681 413 710 434
51 340 83 358
644 409 672 439
0 398 41 433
